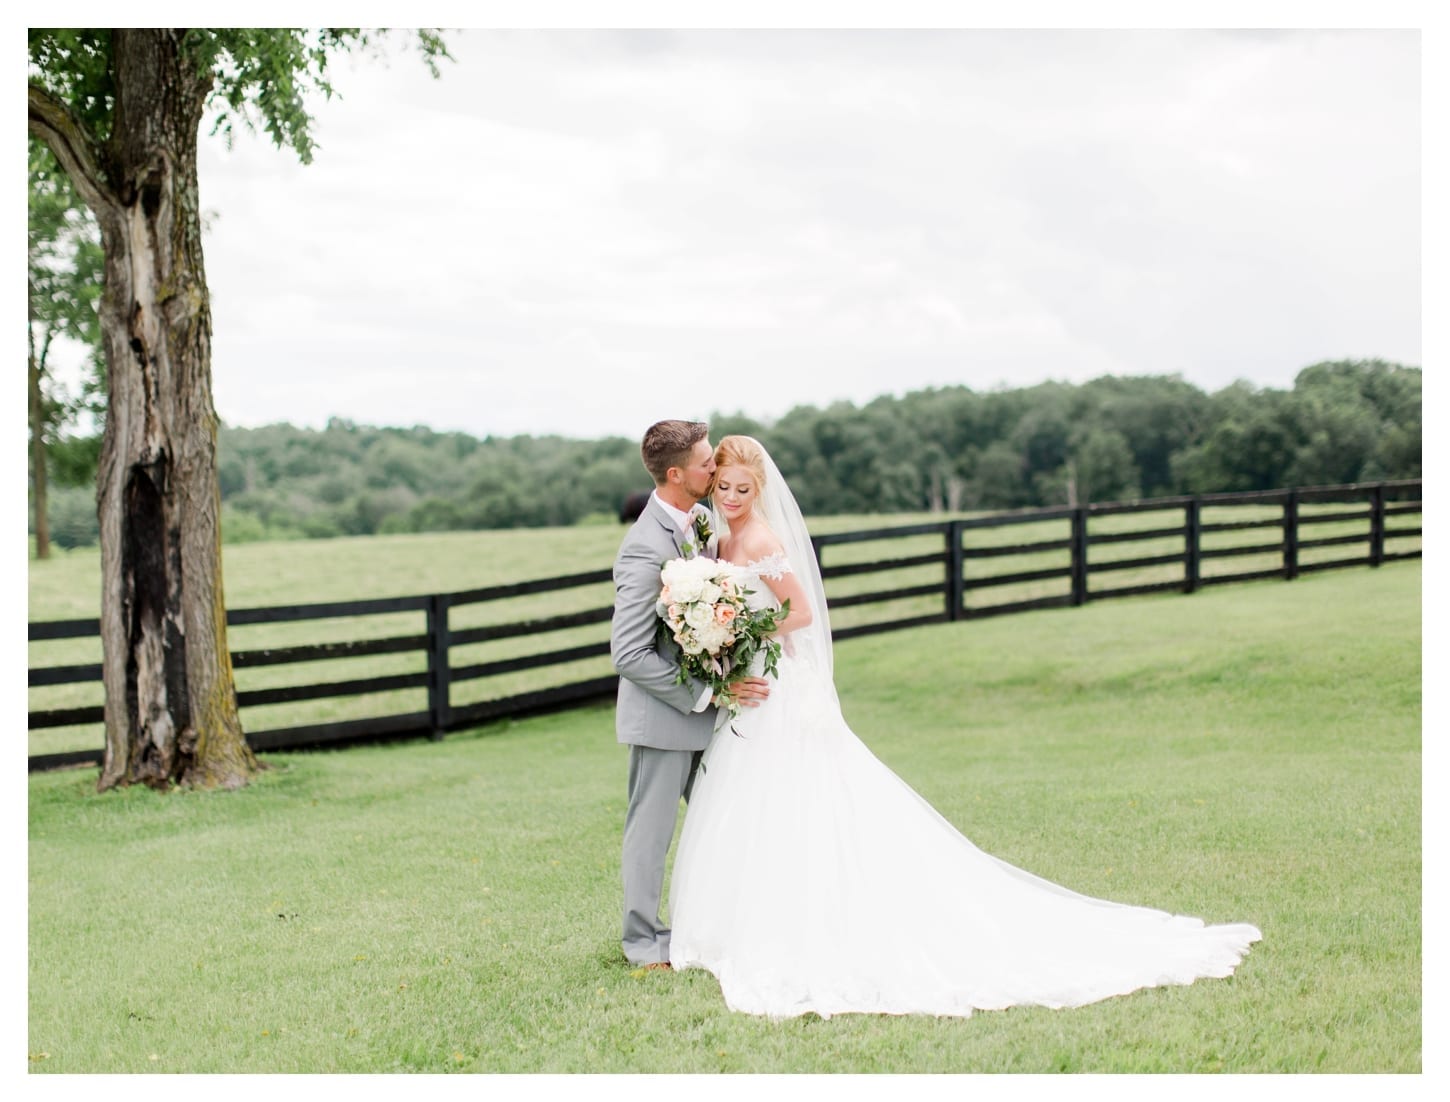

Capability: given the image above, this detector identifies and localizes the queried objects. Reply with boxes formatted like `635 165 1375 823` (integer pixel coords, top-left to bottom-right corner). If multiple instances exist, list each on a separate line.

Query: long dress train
667 554 1261 1020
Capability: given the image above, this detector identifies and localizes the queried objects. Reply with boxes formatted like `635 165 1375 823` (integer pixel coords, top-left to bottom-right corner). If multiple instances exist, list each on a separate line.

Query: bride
666 435 1262 1019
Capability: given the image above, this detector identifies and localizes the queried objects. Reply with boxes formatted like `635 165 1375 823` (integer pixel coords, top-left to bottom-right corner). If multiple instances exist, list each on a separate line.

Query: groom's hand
716 677 770 709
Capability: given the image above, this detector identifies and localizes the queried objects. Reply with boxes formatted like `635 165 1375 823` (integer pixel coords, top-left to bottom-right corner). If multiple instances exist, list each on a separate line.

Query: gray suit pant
621 744 702 965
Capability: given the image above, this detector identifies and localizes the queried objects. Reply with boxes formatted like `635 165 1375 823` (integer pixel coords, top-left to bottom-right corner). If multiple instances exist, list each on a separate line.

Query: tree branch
28 82 119 230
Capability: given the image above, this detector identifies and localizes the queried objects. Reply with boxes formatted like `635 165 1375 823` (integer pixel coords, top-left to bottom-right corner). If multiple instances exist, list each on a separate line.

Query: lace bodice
745 551 791 580
734 552 793 611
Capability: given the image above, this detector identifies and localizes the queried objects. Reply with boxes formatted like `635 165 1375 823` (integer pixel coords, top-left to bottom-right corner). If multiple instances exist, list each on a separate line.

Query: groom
610 419 769 970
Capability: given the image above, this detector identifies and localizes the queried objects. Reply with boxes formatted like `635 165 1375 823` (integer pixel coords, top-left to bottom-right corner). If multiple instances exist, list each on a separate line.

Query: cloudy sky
178 19 1423 442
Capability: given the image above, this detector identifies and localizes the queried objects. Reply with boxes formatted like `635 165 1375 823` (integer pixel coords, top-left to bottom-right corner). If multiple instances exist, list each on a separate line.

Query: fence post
1282 490 1299 581
1369 483 1385 567
946 520 965 621
1070 507 1088 606
1184 496 1201 593
425 594 451 739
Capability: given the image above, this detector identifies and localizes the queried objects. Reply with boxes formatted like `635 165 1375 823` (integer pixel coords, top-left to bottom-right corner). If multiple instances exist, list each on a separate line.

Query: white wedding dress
666 545 1262 1020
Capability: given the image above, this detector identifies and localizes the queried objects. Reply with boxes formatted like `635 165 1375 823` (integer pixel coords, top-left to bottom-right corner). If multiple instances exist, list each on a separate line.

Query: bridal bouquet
657 556 788 719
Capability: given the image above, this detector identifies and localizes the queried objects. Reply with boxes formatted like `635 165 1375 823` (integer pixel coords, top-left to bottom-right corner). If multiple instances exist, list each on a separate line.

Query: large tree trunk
29 317 51 560
31 30 257 790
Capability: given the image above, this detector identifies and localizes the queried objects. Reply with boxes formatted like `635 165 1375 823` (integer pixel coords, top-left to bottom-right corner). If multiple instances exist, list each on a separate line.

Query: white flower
670 576 703 604
696 621 728 653
662 557 740 605
660 557 709 602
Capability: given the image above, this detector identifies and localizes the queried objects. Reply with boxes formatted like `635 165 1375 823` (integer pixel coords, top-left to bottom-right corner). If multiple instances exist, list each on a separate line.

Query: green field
27 500 1420 758
27 552 1421 1073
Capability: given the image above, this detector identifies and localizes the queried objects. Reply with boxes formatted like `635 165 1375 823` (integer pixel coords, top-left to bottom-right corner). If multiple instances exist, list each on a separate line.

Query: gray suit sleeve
611 535 709 714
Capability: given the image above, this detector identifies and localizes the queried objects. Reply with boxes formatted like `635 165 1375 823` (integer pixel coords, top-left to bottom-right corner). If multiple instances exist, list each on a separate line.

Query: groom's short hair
642 420 709 485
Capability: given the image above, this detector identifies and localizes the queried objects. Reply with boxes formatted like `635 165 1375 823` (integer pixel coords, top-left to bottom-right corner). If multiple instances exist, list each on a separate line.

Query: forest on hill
35 359 1420 548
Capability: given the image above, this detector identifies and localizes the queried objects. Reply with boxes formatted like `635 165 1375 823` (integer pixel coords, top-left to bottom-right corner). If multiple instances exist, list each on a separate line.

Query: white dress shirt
652 491 706 536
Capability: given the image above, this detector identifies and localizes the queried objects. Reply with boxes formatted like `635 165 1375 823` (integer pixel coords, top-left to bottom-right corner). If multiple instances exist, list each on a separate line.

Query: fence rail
28 479 1422 771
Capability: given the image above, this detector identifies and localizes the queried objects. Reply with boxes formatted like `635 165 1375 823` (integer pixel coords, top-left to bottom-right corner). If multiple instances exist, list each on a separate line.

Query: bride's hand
717 677 770 709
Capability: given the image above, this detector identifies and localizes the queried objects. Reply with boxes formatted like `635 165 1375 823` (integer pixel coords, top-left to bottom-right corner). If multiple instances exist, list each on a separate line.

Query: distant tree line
33 359 1420 549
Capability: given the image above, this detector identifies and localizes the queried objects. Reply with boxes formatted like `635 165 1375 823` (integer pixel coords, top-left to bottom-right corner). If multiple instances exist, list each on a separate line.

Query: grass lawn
27 561 1420 1073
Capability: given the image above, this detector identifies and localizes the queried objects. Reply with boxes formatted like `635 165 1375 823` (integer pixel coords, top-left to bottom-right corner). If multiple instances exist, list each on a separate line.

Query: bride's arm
733 527 813 636
760 568 813 637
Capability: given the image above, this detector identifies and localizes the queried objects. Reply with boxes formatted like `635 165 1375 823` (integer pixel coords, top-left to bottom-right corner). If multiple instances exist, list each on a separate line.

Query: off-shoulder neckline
739 551 791 577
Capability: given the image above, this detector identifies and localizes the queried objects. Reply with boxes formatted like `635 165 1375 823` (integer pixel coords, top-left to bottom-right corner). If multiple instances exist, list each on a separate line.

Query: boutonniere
692 511 714 548
680 510 713 558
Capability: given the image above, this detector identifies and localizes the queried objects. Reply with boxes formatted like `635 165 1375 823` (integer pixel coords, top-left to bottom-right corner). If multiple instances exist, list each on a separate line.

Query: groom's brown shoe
642 961 672 972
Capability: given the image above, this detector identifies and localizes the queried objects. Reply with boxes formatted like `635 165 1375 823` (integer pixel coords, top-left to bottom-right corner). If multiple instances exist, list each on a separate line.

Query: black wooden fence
28 479 1421 772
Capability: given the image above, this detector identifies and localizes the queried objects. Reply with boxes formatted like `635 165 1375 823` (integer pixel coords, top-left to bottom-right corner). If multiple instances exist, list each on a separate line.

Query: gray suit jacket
611 495 719 751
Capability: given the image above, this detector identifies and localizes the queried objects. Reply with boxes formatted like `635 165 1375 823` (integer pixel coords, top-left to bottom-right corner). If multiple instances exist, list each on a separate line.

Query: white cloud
191 26 1421 440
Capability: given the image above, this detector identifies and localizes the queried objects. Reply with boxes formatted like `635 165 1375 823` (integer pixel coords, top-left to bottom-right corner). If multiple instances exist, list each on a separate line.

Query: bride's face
713 465 758 525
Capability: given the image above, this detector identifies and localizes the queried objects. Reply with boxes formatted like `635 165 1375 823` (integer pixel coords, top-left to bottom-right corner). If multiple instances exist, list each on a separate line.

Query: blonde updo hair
710 435 768 498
